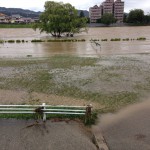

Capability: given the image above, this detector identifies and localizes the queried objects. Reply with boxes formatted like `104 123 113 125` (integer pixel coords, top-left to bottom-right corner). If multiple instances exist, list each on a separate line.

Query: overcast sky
0 0 150 13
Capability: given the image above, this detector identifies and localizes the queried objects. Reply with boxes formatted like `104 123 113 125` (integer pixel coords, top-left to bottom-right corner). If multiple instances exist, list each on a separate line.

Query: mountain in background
0 7 89 18
78 10 89 17
0 7 41 18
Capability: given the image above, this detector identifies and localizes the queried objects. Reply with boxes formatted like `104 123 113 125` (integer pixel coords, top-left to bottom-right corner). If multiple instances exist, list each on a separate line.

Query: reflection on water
0 27 150 57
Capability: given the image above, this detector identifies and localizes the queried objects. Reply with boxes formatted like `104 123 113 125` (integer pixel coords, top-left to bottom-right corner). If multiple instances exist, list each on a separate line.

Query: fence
0 103 92 122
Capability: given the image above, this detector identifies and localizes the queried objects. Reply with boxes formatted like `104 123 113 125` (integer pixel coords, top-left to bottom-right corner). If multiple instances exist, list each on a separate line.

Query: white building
89 5 102 23
89 0 124 23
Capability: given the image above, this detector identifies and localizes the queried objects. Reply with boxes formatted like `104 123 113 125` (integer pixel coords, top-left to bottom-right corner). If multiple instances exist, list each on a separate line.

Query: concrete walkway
98 100 150 150
0 119 97 150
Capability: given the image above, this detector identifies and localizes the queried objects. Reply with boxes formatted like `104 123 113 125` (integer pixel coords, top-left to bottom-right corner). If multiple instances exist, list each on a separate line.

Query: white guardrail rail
0 103 92 121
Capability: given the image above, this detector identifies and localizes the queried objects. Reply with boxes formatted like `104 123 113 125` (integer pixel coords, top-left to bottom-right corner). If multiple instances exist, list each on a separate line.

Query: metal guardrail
0 103 92 121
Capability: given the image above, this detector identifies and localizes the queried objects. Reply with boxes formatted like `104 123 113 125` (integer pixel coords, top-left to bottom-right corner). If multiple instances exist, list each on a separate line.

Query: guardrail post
42 103 46 122
85 104 92 124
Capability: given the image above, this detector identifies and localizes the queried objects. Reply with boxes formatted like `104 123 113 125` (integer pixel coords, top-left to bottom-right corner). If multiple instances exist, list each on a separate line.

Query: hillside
0 7 41 18
0 7 89 18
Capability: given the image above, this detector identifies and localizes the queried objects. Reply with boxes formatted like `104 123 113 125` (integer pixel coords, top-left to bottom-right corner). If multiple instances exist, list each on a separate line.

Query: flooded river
0 26 150 57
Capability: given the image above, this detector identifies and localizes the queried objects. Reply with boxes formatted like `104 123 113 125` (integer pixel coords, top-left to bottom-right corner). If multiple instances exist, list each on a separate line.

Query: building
114 0 124 23
102 0 114 15
89 5 102 23
89 0 124 23
0 13 10 23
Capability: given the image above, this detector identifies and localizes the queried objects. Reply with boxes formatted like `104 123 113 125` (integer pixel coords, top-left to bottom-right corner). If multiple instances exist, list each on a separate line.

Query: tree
101 13 116 25
123 13 128 23
79 11 85 18
127 9 144 24
33 1 87 37
143 14 150 24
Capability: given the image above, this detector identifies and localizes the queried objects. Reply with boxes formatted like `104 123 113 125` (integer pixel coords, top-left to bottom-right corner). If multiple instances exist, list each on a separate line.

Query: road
0 119 97 150
99 99 150 150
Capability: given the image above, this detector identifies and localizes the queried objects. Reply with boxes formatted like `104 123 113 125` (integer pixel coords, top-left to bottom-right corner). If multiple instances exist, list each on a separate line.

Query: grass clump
31 39 44 42
122 38 130 41
7 40 15 43
47 39 86 42
137 37 146 40
101 39 108 41
0 40 4 43
16 40 21 43
110 38 121 41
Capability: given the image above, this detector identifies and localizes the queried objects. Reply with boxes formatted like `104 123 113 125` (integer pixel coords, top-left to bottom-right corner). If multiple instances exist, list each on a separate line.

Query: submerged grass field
0 54 150 113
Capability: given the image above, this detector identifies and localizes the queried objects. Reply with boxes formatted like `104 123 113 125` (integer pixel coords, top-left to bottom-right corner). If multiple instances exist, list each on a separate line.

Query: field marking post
42 103 46 122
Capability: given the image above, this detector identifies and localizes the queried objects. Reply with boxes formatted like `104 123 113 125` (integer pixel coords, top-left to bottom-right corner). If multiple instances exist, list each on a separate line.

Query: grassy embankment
0 55 150 111
0 54 150 123
0 24 32 28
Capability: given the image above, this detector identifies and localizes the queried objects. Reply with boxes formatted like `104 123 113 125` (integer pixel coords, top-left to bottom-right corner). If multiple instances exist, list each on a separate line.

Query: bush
7 40 15 43
31 39 44 42
101 39 108 41
122 38 129 41
137 37 146 40
111 38 121 41
0 40 4 43
16 40 21 43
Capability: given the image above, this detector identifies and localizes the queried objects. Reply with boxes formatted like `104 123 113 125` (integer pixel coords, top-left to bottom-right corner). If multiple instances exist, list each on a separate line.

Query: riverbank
0 24 33 28
0 54 150 113
88 23 150 27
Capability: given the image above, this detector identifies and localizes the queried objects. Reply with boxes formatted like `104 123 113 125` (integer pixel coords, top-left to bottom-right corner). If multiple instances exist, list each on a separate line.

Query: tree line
124 9 150 24
97 9 150 25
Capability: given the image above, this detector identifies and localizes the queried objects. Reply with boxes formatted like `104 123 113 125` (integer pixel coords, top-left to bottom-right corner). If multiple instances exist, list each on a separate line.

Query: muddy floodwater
0 26 150 57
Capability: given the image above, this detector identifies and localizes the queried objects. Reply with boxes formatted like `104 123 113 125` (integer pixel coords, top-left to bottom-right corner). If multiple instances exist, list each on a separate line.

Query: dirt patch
0 89 102 109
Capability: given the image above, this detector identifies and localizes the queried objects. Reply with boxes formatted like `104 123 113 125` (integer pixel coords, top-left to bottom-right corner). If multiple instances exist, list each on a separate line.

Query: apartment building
89 5 102 23
89 0 124 23
102 0 114 14
114 0 124 22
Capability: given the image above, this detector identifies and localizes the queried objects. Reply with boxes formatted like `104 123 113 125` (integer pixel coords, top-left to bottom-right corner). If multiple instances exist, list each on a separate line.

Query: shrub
101 39 108 41
111 38 121 41
31 39 44 42
16 40 21 43
0 40 4 44
122 38 129 41
7 40 15 43
137 37 146 40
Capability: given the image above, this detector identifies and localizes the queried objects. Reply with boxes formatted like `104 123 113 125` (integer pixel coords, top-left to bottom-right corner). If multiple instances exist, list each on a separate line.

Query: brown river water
0 26 150 57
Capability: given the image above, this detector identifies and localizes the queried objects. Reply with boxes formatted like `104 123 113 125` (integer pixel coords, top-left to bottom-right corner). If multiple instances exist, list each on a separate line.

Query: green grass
110 38 121 41
0 24 33 28
0 55 150 114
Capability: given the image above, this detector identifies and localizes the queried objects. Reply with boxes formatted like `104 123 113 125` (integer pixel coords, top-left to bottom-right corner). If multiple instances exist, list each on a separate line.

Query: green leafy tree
79 11 85 18
101 13 116 25
33 1 87 37
143 14 150 24
123 13 128 23
127 9 144 23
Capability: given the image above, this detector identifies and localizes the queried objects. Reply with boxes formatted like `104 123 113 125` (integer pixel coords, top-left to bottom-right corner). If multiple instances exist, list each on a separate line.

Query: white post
42 103 46 122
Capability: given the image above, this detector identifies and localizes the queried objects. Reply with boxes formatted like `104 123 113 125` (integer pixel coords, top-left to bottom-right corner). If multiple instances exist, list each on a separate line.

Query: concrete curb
92 133 109 150
92 126 109 150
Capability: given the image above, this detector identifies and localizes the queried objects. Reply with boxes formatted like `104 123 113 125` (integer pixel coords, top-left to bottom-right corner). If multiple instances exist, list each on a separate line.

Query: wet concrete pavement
0 119 97 150
99 100 150 150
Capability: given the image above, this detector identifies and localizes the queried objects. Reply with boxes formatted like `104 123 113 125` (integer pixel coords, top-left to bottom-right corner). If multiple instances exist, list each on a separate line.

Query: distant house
0 13 38 24
11 14 22 23
0 13 10 23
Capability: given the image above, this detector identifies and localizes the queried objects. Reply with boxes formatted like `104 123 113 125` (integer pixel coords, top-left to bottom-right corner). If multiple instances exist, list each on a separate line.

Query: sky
0 0 150 14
